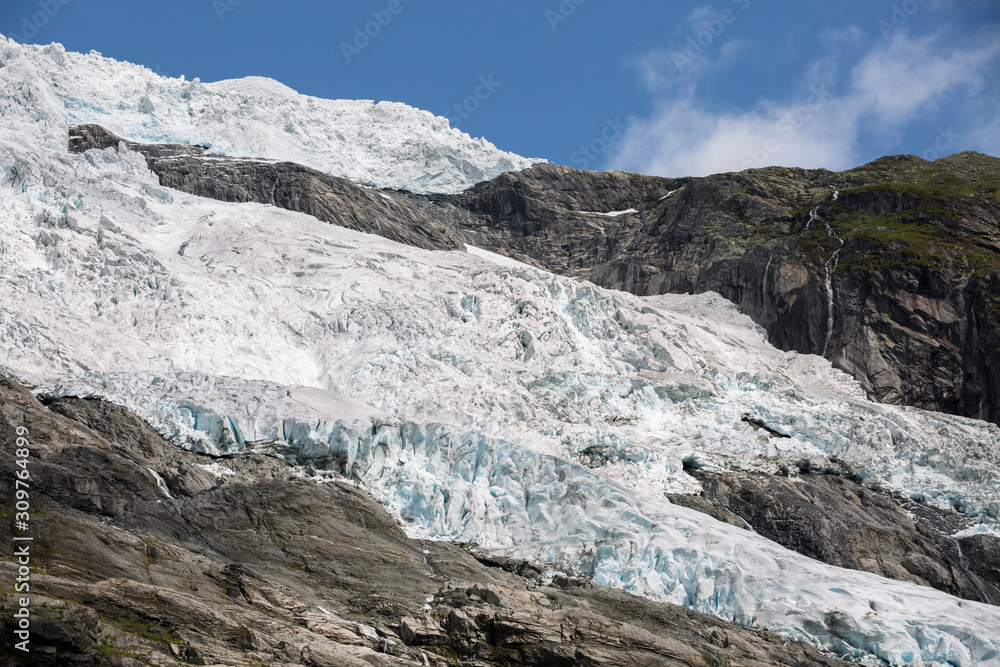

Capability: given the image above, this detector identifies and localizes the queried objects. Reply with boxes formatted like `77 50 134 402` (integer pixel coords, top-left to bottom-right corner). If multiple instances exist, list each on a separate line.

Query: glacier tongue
0 35 543 194
2 36 1000 667
38 370 1000 667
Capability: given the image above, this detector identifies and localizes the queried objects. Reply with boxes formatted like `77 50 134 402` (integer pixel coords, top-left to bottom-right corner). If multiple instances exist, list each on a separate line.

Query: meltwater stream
762 250 774 328
806 206 820 228
822 219 844 358
807 192 844 358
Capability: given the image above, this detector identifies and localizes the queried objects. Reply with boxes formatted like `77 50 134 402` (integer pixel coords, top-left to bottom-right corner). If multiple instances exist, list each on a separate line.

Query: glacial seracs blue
1 34 999 667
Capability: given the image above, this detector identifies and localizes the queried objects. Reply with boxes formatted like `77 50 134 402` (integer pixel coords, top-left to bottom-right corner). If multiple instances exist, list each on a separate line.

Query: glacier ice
0 35 543 194
1 35 1000 667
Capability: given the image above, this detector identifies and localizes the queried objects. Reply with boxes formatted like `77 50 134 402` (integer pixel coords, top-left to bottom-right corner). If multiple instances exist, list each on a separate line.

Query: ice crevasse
0 33 999 667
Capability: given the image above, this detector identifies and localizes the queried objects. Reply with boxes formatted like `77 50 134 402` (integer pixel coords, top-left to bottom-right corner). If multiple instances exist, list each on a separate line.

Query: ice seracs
0 34 543 194
2 35 1000 667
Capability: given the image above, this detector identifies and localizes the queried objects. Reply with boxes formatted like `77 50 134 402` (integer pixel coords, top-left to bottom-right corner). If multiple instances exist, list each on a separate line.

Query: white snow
147 468 173 499
954 524 1000 540
584 208 639 216
197 462 235 478
357 623 379 640
2 36 1000 667
0 35 543 194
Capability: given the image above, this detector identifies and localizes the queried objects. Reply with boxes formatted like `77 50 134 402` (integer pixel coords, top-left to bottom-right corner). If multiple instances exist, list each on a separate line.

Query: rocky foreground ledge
0 375 852 666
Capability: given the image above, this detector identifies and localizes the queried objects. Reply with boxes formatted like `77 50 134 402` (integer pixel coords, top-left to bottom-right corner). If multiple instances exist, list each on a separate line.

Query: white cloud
631 4 754 95
609 29 1000 177
852 32 998 124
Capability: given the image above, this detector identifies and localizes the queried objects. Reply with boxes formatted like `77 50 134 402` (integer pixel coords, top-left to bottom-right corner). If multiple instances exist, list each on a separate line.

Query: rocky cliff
669 469 1000 605
452 157 1000 426
4 368 996 664
0 123 985 667
0 375 852 666
70 127 1000 425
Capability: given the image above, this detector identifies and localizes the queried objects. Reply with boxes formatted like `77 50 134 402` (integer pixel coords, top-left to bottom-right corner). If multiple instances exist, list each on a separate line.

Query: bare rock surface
674 469 1000 605
0 375 851 666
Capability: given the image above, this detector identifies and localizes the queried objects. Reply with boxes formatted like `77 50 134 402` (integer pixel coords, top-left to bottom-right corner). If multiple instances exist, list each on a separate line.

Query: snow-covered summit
0 34 544 194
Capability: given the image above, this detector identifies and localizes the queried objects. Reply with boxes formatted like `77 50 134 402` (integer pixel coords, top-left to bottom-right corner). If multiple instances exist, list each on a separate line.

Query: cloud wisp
609 24 1000 177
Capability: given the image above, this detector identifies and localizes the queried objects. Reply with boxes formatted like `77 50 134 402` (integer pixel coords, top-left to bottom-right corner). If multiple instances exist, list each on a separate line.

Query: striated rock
451 158 1000 426
69 124 466 251
681 469 1000 605
0 374 851 666
959 534 1000 594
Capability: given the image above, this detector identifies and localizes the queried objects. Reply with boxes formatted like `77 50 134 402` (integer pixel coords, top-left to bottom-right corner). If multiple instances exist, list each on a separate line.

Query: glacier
2 36 1000 667
0 35 543 194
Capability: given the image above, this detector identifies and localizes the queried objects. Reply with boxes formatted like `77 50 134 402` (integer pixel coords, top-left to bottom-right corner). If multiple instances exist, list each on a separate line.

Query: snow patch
147 468 173 499
585 208 638 216
197 462 235 478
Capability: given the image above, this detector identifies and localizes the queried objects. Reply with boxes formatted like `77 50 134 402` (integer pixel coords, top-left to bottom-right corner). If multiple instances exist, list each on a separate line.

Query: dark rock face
448 164 683 277
0 375 851 666
677 470 1000 605
451 159 1000 426
68 127 1000 425
69 124 466 251
958 534 1000 595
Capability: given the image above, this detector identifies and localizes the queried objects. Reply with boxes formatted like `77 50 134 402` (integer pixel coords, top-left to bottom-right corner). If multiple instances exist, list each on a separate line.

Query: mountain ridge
70 121 1000 426
0 34 544 194
3 38 1000 667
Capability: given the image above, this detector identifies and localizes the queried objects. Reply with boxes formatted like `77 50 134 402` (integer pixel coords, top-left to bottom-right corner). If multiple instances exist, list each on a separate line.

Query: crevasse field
2 36 1000 666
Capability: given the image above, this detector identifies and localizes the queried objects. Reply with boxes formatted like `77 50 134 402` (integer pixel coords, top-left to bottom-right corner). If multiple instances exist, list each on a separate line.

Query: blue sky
1 0 997 176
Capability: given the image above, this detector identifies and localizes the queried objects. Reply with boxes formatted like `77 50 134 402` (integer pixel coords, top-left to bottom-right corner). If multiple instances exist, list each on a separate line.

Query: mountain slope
448 159 1000 425
3 38 1000 667
4 131 1000 664
78 113 1000 426
0 374 858 667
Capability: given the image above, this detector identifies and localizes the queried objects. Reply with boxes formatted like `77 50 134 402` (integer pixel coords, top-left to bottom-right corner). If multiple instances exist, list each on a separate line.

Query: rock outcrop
669 469 1000 606
451 158 1000 426
68 126 1000 425
69 124 466 251
0 375 852 666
